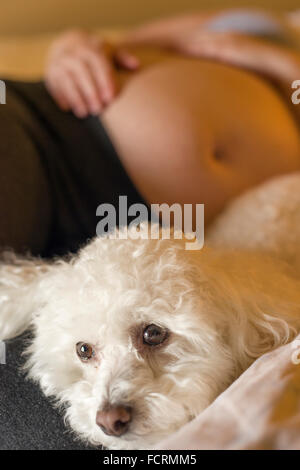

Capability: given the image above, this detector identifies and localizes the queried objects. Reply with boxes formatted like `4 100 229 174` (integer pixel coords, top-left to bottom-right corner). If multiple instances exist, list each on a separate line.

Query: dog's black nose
96 406 132 437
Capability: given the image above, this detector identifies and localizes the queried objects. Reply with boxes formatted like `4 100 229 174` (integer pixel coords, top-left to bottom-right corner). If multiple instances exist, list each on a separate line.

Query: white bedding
157 335 300 450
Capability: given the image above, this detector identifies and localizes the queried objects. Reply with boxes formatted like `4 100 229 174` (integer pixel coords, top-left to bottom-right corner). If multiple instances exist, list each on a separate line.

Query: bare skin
102 48 300 222
45 12 300 224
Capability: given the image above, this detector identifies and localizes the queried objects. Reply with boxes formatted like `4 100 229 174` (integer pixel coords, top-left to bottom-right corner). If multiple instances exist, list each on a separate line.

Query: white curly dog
1 173 300 449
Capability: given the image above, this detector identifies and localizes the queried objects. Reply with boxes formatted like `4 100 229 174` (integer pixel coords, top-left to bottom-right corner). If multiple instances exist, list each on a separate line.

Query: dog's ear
195 248 300 372
225 267 300 371
0 252 63 340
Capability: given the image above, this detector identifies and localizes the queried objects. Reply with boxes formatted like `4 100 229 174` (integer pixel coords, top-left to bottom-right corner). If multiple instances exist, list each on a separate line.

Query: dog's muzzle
96 405 132 437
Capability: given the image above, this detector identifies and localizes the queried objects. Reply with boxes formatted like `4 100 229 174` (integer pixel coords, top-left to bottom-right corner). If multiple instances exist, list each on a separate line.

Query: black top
5 80 148 257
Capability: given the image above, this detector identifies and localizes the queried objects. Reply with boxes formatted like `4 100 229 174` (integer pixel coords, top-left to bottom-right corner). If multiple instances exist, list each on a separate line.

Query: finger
83 49 118 104
45 73 71 111
114 48 140 70
63 56 103 114
57 70 90 118
49 86 71 111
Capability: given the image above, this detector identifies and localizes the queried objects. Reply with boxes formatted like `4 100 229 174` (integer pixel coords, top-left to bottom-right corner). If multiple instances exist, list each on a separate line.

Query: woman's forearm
238 40 300 85
165 25 300 122
221 38 300 120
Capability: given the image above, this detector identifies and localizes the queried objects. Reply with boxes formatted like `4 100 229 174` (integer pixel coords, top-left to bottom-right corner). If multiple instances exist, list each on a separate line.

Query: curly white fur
1 173 300 449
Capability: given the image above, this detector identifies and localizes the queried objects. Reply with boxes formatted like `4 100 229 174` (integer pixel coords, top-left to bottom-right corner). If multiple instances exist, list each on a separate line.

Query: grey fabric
0 333 96 450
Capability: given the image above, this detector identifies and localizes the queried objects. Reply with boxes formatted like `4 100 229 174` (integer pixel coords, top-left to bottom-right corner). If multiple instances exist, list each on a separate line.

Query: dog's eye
143 324 168 346
76 342 94 361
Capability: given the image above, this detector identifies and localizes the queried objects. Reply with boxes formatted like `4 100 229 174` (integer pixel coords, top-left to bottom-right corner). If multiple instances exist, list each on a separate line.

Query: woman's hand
45 30 140 118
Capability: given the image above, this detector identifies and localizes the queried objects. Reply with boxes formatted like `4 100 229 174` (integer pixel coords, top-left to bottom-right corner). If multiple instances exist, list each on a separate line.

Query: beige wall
0 0 299 36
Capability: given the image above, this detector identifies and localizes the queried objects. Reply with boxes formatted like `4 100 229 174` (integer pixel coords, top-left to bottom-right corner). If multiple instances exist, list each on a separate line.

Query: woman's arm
122 12 300 123
172 30 300 121
122 9 300 90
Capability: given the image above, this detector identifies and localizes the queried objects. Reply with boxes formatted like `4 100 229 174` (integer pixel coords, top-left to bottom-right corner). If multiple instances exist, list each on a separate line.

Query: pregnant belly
102 57 300 223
